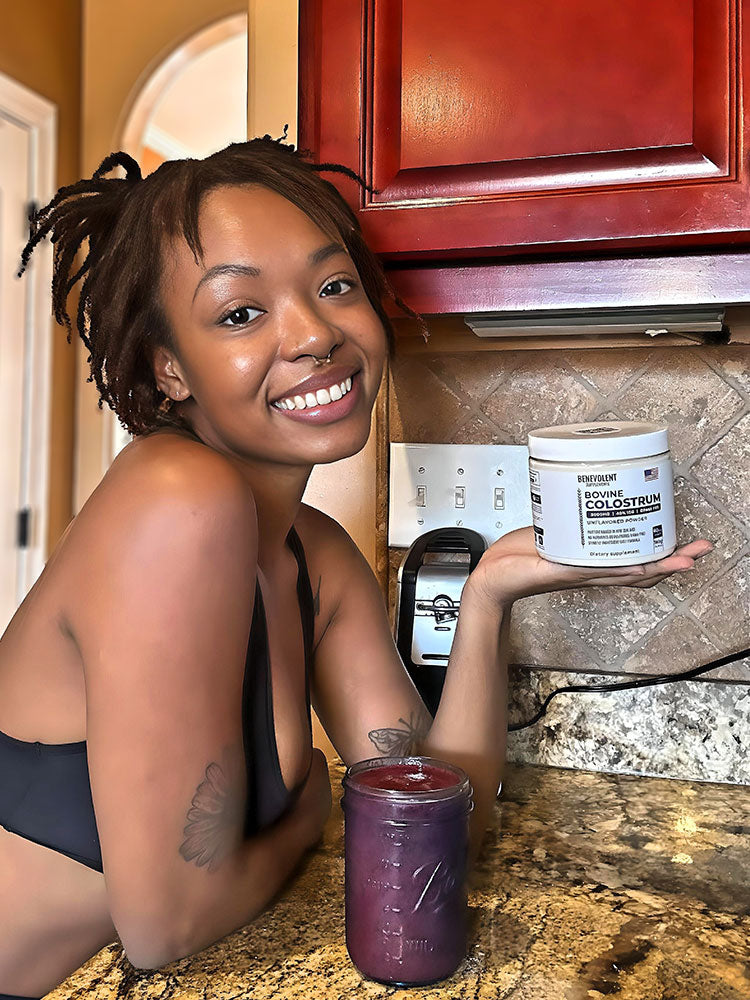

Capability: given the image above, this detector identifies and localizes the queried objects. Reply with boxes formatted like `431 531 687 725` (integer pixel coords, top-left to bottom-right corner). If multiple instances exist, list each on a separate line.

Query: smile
270 372 361 425
274 376 352 411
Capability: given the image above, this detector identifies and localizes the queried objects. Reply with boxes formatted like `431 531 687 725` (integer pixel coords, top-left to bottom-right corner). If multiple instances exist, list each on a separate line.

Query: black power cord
508 645 750 732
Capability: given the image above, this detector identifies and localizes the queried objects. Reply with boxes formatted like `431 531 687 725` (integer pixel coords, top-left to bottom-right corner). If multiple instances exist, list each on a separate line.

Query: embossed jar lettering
342 757 473 986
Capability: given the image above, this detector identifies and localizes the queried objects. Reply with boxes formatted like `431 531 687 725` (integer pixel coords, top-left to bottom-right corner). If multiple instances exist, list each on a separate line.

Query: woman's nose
279 298 344 362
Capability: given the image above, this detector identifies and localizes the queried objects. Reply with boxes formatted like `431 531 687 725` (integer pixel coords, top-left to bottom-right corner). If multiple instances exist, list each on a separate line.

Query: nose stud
313 348 335 366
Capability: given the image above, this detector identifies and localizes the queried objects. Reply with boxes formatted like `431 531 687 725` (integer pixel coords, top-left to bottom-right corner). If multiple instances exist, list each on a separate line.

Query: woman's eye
219 306 263 326
320 277 356 297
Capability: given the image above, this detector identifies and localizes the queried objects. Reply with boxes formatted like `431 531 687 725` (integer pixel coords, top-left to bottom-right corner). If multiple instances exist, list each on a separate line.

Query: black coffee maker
395 527 486 716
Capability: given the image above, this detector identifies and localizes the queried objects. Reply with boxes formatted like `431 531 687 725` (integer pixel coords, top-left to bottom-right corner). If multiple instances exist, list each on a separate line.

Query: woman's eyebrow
308 241 348 266
193 263 261 302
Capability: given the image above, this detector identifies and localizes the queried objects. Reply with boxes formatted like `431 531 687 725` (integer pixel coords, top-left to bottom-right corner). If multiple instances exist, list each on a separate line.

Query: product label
529 457 676 565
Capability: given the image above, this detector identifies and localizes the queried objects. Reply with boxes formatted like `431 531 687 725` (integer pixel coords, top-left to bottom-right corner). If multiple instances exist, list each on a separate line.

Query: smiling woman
0 137 404 996
0 136 710 998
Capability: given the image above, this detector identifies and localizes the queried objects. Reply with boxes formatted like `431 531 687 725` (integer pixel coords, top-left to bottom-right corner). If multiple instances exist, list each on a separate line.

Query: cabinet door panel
299 0 746 258
391 0 694 170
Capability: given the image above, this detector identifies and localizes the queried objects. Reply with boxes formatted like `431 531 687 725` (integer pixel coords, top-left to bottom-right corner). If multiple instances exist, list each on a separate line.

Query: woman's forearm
420 582 509 861
129 804 316 969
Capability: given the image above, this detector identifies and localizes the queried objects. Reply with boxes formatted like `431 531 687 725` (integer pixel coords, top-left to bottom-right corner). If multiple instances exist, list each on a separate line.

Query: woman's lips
271 372 361 424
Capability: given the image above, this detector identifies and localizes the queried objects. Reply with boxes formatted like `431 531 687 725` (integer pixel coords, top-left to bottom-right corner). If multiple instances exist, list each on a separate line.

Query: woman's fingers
580 572 667 588
571 541 714 589
674 539 714 559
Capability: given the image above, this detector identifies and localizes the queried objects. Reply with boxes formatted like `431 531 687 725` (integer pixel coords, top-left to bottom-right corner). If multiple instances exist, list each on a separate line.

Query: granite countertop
47 761 750 1000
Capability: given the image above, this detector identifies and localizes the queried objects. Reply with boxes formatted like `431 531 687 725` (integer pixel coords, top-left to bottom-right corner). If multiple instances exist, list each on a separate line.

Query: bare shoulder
59 433 258 629
75 432 256 538
109 431 254 506
293 504 379 631
295 503 362 567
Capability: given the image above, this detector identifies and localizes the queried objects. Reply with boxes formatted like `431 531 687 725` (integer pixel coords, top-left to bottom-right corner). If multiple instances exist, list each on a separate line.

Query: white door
0 112 31 632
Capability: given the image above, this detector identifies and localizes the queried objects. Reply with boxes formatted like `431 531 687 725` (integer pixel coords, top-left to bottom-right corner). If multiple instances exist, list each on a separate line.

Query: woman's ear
153 346 191 403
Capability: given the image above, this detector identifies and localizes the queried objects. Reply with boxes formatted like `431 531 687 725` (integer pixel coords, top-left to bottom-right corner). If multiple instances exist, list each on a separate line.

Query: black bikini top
0 527 315 871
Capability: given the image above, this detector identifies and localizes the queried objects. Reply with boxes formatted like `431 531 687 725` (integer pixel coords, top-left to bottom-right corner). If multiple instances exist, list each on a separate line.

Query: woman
0 138 711 999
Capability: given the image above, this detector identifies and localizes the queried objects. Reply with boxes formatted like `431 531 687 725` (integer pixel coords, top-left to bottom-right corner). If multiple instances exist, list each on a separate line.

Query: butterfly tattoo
368 709 431 757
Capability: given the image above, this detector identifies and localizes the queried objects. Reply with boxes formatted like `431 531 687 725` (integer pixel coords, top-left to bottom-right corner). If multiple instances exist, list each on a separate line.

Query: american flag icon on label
644 467 659 482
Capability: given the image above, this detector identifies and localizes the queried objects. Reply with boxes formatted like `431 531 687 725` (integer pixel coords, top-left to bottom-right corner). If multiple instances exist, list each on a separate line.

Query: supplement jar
342 756 473 986
528 421 676 567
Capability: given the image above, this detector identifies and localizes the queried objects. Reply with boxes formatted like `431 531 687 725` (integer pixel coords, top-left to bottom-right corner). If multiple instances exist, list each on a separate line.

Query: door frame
0 71 56 595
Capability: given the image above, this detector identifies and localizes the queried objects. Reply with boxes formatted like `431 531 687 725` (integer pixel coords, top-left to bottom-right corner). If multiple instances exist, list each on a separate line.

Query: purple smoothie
343 757 473 986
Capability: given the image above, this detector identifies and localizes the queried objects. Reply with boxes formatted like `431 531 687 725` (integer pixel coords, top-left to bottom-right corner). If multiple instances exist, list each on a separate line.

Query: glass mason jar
342 756 473 987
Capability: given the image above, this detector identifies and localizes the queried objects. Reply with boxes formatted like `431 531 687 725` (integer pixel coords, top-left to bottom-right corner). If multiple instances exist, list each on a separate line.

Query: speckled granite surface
46 761 750 1000
507 666 750 785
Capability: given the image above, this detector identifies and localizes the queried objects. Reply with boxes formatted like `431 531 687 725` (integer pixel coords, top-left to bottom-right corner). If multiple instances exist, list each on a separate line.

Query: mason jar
342 756 473 986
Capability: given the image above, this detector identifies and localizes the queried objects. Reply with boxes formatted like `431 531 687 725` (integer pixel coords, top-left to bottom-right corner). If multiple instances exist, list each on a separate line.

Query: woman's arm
135 749 331 968
66 442 329 969
307 512 710 861
417 586 509 861
309 522 508 860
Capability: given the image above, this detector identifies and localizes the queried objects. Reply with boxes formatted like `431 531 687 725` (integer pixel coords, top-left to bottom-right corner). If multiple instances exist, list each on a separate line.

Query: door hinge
17 507 31 548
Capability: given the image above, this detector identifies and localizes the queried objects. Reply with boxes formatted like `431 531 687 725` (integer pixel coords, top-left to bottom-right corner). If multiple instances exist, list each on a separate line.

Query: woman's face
155 184 387 469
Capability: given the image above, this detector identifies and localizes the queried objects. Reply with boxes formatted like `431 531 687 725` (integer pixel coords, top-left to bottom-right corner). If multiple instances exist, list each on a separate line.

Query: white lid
528 421 669 462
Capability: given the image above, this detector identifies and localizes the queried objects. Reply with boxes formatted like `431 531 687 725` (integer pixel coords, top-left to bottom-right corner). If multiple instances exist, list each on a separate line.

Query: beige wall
81 0 244 174
0 0 82 550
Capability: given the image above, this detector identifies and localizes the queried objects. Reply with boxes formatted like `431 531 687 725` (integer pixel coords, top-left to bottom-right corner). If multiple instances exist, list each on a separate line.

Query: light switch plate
389 443 533 548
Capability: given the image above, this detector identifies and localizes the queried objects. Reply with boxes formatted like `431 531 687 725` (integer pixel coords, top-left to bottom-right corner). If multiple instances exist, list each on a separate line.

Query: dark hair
19 135 420 436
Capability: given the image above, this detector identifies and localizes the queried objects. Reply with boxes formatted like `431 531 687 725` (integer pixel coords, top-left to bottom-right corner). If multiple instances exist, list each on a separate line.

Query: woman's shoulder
38 432 258 654
112 430 253 497
295 504 353 550
87 430 256 520
294 504 364 577
66 431 256 563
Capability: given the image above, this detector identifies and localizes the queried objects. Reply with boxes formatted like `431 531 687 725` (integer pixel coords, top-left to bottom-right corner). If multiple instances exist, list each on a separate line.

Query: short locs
19 135 422 436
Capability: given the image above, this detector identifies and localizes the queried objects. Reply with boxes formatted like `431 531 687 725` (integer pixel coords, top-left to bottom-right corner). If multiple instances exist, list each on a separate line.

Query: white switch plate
389 443 533 548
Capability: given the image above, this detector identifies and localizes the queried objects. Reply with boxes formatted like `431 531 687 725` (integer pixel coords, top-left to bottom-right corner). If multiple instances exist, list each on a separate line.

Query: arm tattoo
367 707 431 757
179 749 243 873
313 575 321 617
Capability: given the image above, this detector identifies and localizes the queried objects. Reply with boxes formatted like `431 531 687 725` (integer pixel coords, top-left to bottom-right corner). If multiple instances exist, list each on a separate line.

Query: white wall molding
0 70 56 591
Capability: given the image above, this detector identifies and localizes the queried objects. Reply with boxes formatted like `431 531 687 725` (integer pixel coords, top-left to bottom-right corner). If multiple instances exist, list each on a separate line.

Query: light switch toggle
494 487 505 510
416 485 427 507
454 486 465 509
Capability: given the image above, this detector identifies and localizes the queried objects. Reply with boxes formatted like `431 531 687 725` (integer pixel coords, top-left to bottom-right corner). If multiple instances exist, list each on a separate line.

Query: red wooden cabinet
299 0 748 262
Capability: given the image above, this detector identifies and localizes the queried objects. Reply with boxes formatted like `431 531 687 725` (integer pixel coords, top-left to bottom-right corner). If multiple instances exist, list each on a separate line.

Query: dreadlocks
19 136 421 436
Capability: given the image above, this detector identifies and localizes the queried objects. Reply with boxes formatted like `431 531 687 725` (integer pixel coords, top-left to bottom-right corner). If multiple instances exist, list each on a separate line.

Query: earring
158 395 173 414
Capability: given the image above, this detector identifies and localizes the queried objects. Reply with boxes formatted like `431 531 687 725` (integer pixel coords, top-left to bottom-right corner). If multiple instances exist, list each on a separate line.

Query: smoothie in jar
342 756 473 986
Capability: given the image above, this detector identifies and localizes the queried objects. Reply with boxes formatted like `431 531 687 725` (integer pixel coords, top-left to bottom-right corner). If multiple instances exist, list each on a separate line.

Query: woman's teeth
275 377 353 411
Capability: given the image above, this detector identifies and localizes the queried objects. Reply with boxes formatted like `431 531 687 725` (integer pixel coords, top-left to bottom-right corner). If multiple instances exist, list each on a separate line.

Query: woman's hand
296 748 333 848
467 526 713 611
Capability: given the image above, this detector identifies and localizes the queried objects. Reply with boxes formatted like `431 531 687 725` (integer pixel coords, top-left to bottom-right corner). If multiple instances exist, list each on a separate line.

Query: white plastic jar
527 421 676 567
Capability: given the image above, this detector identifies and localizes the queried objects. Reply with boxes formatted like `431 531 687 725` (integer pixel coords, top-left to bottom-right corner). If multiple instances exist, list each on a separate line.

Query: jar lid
528 421 669 462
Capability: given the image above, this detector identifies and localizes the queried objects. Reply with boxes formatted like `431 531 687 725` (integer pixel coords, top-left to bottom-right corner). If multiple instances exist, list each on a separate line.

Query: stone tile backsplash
388 344 750 782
